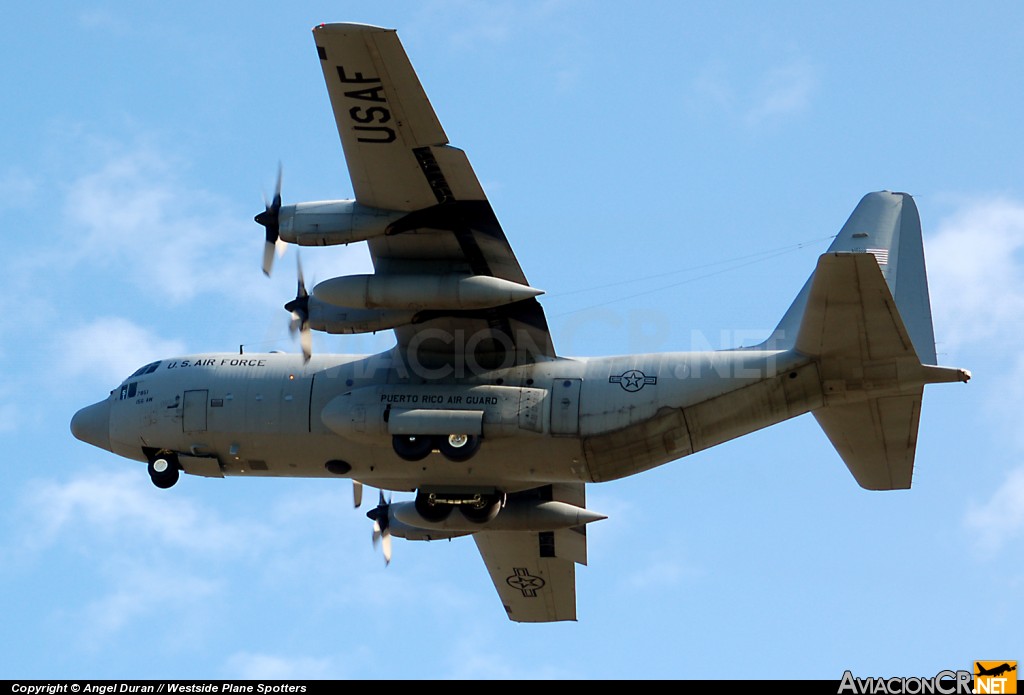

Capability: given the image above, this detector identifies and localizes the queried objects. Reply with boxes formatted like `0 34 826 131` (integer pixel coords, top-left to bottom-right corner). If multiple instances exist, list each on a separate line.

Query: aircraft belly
197 431 585 488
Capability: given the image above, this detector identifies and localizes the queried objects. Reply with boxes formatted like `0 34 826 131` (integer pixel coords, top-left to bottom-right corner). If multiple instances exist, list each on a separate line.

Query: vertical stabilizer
760 192 966 490
768 192 937 365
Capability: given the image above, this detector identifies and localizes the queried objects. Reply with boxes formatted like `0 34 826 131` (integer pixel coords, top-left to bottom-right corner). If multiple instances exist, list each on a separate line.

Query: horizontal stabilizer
814 392 922 490
795 252 918 362
796 252 930 490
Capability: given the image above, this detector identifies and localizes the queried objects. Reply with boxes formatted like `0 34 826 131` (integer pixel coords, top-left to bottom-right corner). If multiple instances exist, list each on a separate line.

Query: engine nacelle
278 200 405 246
307 298 415 334
390 498 607 533
313 273 543 312
387 517 470 542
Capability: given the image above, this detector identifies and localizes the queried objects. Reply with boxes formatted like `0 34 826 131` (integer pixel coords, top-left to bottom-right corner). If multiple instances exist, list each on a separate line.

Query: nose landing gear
147 454 180 489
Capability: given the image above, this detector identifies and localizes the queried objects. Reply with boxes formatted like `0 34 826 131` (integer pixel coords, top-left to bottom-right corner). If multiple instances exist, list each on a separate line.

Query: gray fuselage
93 347 820 492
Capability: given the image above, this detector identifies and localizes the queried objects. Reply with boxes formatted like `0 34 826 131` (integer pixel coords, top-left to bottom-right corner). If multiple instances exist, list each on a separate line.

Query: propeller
255 163 286 276
353 480 364 508
283 255 312 363
366 491 393 565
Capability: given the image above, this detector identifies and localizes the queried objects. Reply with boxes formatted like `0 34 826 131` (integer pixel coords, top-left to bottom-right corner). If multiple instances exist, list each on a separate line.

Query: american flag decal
866 248 889 266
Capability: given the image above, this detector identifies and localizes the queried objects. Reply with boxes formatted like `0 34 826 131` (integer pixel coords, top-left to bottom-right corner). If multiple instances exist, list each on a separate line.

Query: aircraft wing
312 23 555 366
473 484 590 622
474 531 578 622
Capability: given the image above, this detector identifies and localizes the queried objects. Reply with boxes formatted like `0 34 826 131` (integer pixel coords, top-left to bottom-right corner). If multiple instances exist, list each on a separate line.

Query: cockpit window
119 382 138 400
128 361 162 378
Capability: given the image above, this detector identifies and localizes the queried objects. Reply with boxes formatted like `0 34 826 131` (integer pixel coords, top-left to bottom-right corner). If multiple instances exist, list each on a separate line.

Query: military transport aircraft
70 23 970 622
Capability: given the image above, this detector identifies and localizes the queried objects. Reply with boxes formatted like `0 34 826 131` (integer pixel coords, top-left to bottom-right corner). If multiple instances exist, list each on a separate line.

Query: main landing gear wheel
415 492 453 522
392 434 434 461
437 433 481 462
461 492 503 523
148 456 180 489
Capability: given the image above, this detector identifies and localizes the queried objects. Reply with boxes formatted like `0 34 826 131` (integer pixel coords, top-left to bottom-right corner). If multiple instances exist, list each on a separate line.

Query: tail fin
765 192 968 490
770 191 937 364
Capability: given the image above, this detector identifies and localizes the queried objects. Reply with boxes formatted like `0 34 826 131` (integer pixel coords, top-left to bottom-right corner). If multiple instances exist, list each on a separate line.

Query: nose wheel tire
437 434 480 462
148 456 180 489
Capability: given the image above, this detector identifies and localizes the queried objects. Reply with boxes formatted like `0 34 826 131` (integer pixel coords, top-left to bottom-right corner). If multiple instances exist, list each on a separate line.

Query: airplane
976 663 1016 678
70 22 970 623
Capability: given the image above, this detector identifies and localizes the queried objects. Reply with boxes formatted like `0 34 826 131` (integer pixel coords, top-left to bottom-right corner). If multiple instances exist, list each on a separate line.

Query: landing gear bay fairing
71 23 969 622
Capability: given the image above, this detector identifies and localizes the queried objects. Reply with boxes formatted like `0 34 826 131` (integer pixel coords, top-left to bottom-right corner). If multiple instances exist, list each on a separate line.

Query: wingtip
312 22 395 34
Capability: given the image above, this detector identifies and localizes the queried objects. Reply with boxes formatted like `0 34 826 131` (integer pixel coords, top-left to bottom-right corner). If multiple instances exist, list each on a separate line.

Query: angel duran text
9 686 306 695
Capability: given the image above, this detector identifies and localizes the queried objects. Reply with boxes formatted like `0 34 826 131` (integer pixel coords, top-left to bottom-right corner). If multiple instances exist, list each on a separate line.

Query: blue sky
2 1 1022 680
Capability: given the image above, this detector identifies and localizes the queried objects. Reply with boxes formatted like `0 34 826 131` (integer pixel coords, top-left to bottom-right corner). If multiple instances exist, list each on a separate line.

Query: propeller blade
283 254 312 362
382 530 392 565
255 164 284 276
272 162 282 205
353 481 363 508
296 255 307 297
300 324 312 363
262 241 276 277
366 491 392 565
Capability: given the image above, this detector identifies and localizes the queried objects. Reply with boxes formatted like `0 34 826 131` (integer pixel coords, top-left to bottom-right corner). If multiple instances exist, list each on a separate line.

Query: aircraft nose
71 399 112 452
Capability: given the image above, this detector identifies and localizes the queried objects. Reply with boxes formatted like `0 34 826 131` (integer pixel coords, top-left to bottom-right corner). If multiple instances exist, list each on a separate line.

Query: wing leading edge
312 23 555 366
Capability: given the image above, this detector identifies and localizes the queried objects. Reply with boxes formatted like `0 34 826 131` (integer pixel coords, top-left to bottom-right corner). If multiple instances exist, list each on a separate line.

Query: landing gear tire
148 456 180 489
461 493 503 524
415 492 453 522
392 435 434 461
437 434 481 462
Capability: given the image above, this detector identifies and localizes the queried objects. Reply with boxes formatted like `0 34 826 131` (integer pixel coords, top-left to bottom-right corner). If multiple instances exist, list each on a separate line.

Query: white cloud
19 470 264 556
625 558 694 590
78 7 132 34
692 61 818 127
7 471 273 643
54 141 376 352
223 652 342 680
965 467 1024 551
63 148 237 303
0 169 39 209
744 63 818 125
415 0 571 49
59 145 295 313
927 197 1024 352
80 562 221 640
56 316 187 385
928 198 1024 552
0 405 17 433
443 631 577 679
